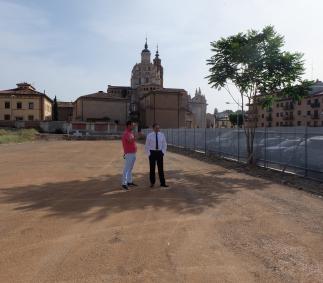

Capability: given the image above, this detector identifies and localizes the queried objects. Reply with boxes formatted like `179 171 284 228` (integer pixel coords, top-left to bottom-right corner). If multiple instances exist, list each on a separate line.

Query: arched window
146 78 149 83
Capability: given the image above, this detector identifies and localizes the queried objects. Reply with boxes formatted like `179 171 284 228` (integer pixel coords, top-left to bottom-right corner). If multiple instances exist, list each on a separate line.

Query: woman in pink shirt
121 121 137 190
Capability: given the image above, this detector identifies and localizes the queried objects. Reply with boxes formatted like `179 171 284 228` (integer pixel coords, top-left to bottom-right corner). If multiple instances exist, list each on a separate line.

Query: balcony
311 102 320 108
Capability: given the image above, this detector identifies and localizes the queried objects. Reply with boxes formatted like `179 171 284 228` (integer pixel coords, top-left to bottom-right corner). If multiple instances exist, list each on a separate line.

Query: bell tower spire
153 44 163 88
141 37 151 63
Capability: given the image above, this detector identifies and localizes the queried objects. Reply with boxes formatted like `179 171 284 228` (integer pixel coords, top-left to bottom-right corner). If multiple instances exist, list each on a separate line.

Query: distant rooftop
0 82 52 102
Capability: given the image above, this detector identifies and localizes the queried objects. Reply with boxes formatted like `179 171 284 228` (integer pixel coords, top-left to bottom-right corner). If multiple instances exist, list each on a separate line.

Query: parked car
265 139 303 163
284 136 323 171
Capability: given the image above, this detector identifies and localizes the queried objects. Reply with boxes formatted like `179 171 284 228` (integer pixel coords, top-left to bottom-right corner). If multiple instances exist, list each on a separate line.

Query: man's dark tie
155 132 159 150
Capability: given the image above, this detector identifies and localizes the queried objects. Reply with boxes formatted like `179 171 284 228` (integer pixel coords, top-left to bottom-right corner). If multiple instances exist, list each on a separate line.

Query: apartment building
255 80 323 127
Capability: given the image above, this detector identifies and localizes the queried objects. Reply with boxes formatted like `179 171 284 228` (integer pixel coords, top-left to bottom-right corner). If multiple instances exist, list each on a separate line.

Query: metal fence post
184 128 187 150
219 128 221 157
237 127 240 162
172 129 174 145
305 126 308 177
178 127 180 147
205 128 207 154
264 127 267 168
193 128 196 151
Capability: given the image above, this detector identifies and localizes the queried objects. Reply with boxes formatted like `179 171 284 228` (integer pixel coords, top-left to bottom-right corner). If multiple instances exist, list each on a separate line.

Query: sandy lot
0 140 323 283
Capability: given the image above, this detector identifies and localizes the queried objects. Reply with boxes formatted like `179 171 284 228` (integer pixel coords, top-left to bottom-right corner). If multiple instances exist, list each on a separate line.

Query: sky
0 0 322 113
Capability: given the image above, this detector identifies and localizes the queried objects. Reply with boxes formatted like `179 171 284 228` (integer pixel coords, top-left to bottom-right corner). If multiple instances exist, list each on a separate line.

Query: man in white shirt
145 123 168 188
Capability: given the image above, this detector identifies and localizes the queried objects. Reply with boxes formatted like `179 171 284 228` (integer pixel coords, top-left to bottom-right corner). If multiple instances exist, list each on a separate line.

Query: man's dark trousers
149 150 166 186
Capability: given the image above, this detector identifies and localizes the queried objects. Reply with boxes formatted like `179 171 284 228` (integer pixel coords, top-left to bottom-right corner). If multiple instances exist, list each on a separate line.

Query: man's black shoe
122 185 129 190
160 184 169 188
127 182 138 187
150 183 155 188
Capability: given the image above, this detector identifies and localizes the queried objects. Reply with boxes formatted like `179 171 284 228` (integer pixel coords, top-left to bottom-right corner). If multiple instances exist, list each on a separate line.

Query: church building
73 40 207 129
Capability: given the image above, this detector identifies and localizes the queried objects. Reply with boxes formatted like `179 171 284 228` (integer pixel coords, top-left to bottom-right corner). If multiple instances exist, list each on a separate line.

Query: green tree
207 26 311 164
52 96 58 121
229 112 243 127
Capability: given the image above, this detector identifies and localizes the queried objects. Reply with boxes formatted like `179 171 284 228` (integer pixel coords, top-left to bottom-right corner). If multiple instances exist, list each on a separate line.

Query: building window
15 117 23 121
280 103 283 107
307 110 311 116
145 78 149 83
307 99 311 105
314 121 318 127
276 122 279 126
297 121 301 126
261 114 264 118
276 103 279 107
298 100 301 105
307 121 311 126
280 122 283 126
322 121 323 126
280 112 283 117
5 101 10 109
261 123 264 127
276 113 279 117
297 110 301 115
28 115 34 121
4 114 10 120
17 102 22 109
29 102 34 109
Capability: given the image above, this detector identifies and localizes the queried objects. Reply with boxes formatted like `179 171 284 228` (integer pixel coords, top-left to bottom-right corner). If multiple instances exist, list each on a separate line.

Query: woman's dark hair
126 121 132 126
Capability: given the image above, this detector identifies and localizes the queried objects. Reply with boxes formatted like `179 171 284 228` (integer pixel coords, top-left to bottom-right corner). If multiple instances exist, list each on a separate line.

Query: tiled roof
107 85 133 90
79 91 129 100
0 83 53 102
57 102 74 108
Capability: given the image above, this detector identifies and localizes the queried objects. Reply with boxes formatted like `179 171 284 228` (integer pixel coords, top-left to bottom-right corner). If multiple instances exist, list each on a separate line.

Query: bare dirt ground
1 140 323 283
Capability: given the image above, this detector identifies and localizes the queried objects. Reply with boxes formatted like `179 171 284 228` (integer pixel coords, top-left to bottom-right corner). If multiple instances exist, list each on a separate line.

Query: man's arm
144 133 151 156
161 133 167 155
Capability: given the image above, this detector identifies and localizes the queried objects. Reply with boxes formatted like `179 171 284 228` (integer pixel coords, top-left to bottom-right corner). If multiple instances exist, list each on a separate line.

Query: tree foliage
53 96 58 121
229 113 244 127
206 26 311 163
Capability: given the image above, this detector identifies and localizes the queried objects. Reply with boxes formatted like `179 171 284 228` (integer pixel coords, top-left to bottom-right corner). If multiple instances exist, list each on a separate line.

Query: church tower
153 45 163 88
141 38 151 64
131 39 163 89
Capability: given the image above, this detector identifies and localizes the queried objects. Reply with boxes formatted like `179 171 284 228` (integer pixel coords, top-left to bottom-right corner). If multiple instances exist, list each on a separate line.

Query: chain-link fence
142 127 323 181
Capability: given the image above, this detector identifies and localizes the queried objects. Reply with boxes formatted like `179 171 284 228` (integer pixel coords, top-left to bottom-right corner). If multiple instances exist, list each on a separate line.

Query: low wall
0 120 129 136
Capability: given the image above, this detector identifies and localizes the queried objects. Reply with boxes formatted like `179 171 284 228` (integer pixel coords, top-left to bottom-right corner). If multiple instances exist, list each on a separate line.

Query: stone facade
73 91 129 124
139 88 188 128
0 82 53 121
214 111 232 128
57 102 73 122
188 88 207 128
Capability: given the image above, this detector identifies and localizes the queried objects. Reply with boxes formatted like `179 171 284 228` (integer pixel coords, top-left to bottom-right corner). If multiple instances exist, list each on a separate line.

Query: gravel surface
0 140 323 282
